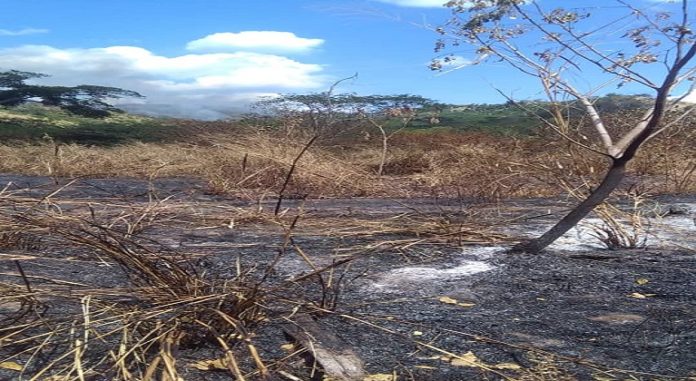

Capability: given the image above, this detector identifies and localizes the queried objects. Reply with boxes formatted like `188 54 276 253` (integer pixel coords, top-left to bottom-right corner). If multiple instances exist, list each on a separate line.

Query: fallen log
282 314 366 381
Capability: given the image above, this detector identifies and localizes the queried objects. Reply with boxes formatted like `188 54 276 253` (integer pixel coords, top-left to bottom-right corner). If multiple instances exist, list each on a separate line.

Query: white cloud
187 31 324 53
374 0 447 7
0 42 327 119
0 28 49 37
438 55 472 68
430 55 474 73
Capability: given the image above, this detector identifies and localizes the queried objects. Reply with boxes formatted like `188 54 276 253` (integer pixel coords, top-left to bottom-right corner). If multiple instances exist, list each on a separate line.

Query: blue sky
0 0 688 119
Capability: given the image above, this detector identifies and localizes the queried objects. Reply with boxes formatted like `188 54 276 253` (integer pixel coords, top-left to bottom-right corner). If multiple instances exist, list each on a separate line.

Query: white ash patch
509 206 696 252
368 259 495 293
459 245 507 258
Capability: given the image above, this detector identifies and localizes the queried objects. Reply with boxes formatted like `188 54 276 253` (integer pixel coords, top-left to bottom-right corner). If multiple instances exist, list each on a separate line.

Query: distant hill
0 104 174 145
376 94 659 136
0 94 668 144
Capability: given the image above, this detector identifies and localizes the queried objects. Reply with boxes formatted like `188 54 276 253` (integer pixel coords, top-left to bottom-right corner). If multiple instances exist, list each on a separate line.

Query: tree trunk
377 124 388 177
510 159 626 253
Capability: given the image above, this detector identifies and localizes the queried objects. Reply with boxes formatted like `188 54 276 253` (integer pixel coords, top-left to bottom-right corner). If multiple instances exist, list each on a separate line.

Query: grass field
0 104 693 199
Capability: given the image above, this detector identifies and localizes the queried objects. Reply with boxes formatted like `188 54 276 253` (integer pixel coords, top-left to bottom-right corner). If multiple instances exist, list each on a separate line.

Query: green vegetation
0 93 665 145
0 70 143 118
397 94 656 136
386 104 539 135
0 104 177 145
0 70 163 145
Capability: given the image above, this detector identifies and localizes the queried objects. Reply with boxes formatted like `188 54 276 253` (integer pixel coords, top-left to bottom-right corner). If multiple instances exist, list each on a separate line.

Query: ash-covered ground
1 175 694 380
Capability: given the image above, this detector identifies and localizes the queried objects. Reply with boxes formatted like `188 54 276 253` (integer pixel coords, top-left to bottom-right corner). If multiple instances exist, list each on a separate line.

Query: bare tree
434 0 696 253
361 106 417 176
253 74 359 137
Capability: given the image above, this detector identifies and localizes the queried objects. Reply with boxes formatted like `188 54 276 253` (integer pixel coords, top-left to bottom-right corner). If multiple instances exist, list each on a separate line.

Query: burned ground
0 175 694 380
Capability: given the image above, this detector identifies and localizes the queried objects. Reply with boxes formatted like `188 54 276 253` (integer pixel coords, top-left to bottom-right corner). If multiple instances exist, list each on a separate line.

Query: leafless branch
324 73 359 133
616 0 681 44
522 1 658 88
493 88 610 157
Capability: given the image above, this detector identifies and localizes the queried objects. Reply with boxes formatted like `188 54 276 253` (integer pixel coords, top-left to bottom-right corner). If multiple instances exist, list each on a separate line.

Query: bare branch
667 77 696 110
493 88 610 157
324 73 359 133
522 2 659 89
616 0 680 44
675 66 696 84
616 41 696 161
647 102 696 142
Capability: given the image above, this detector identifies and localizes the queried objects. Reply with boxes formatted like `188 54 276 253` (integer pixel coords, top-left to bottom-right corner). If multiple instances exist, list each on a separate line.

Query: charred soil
0 175 694 380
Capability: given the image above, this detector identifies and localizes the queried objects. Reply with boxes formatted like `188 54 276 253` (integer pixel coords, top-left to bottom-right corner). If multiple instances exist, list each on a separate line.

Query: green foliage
379 104 538 135
0 104 172 145
255 91 660 137
258 93 440 113
254 92 442 135
591 93 652 113
0 70 143 118
0 70 48 89
0 93 659 145
434 107 537 135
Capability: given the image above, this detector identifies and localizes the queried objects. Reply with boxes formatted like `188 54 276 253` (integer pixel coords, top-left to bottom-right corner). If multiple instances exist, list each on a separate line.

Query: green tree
256 91 439 136
435 0 696 253
0 70 143 117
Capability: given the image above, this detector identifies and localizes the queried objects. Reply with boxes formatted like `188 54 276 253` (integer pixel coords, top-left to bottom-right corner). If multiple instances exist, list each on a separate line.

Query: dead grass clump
414 139 556 199
516 353 577 381
195 133 376 197
349 130 596 200
630 134 696 194
0 142 194 178
0 133 380 197
588 199 649 250
377 148 433 176
1 215 265 380
0 181 375 381
348 146 435 176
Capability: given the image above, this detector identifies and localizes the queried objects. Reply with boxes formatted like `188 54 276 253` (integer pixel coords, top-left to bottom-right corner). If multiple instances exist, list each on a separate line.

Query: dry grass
0 134 378 198
0 191 365 380
0 125 693 200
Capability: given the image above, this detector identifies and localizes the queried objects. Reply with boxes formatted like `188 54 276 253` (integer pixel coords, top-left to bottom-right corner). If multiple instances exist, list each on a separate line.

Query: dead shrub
377 148 433 175
588 201 649 250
